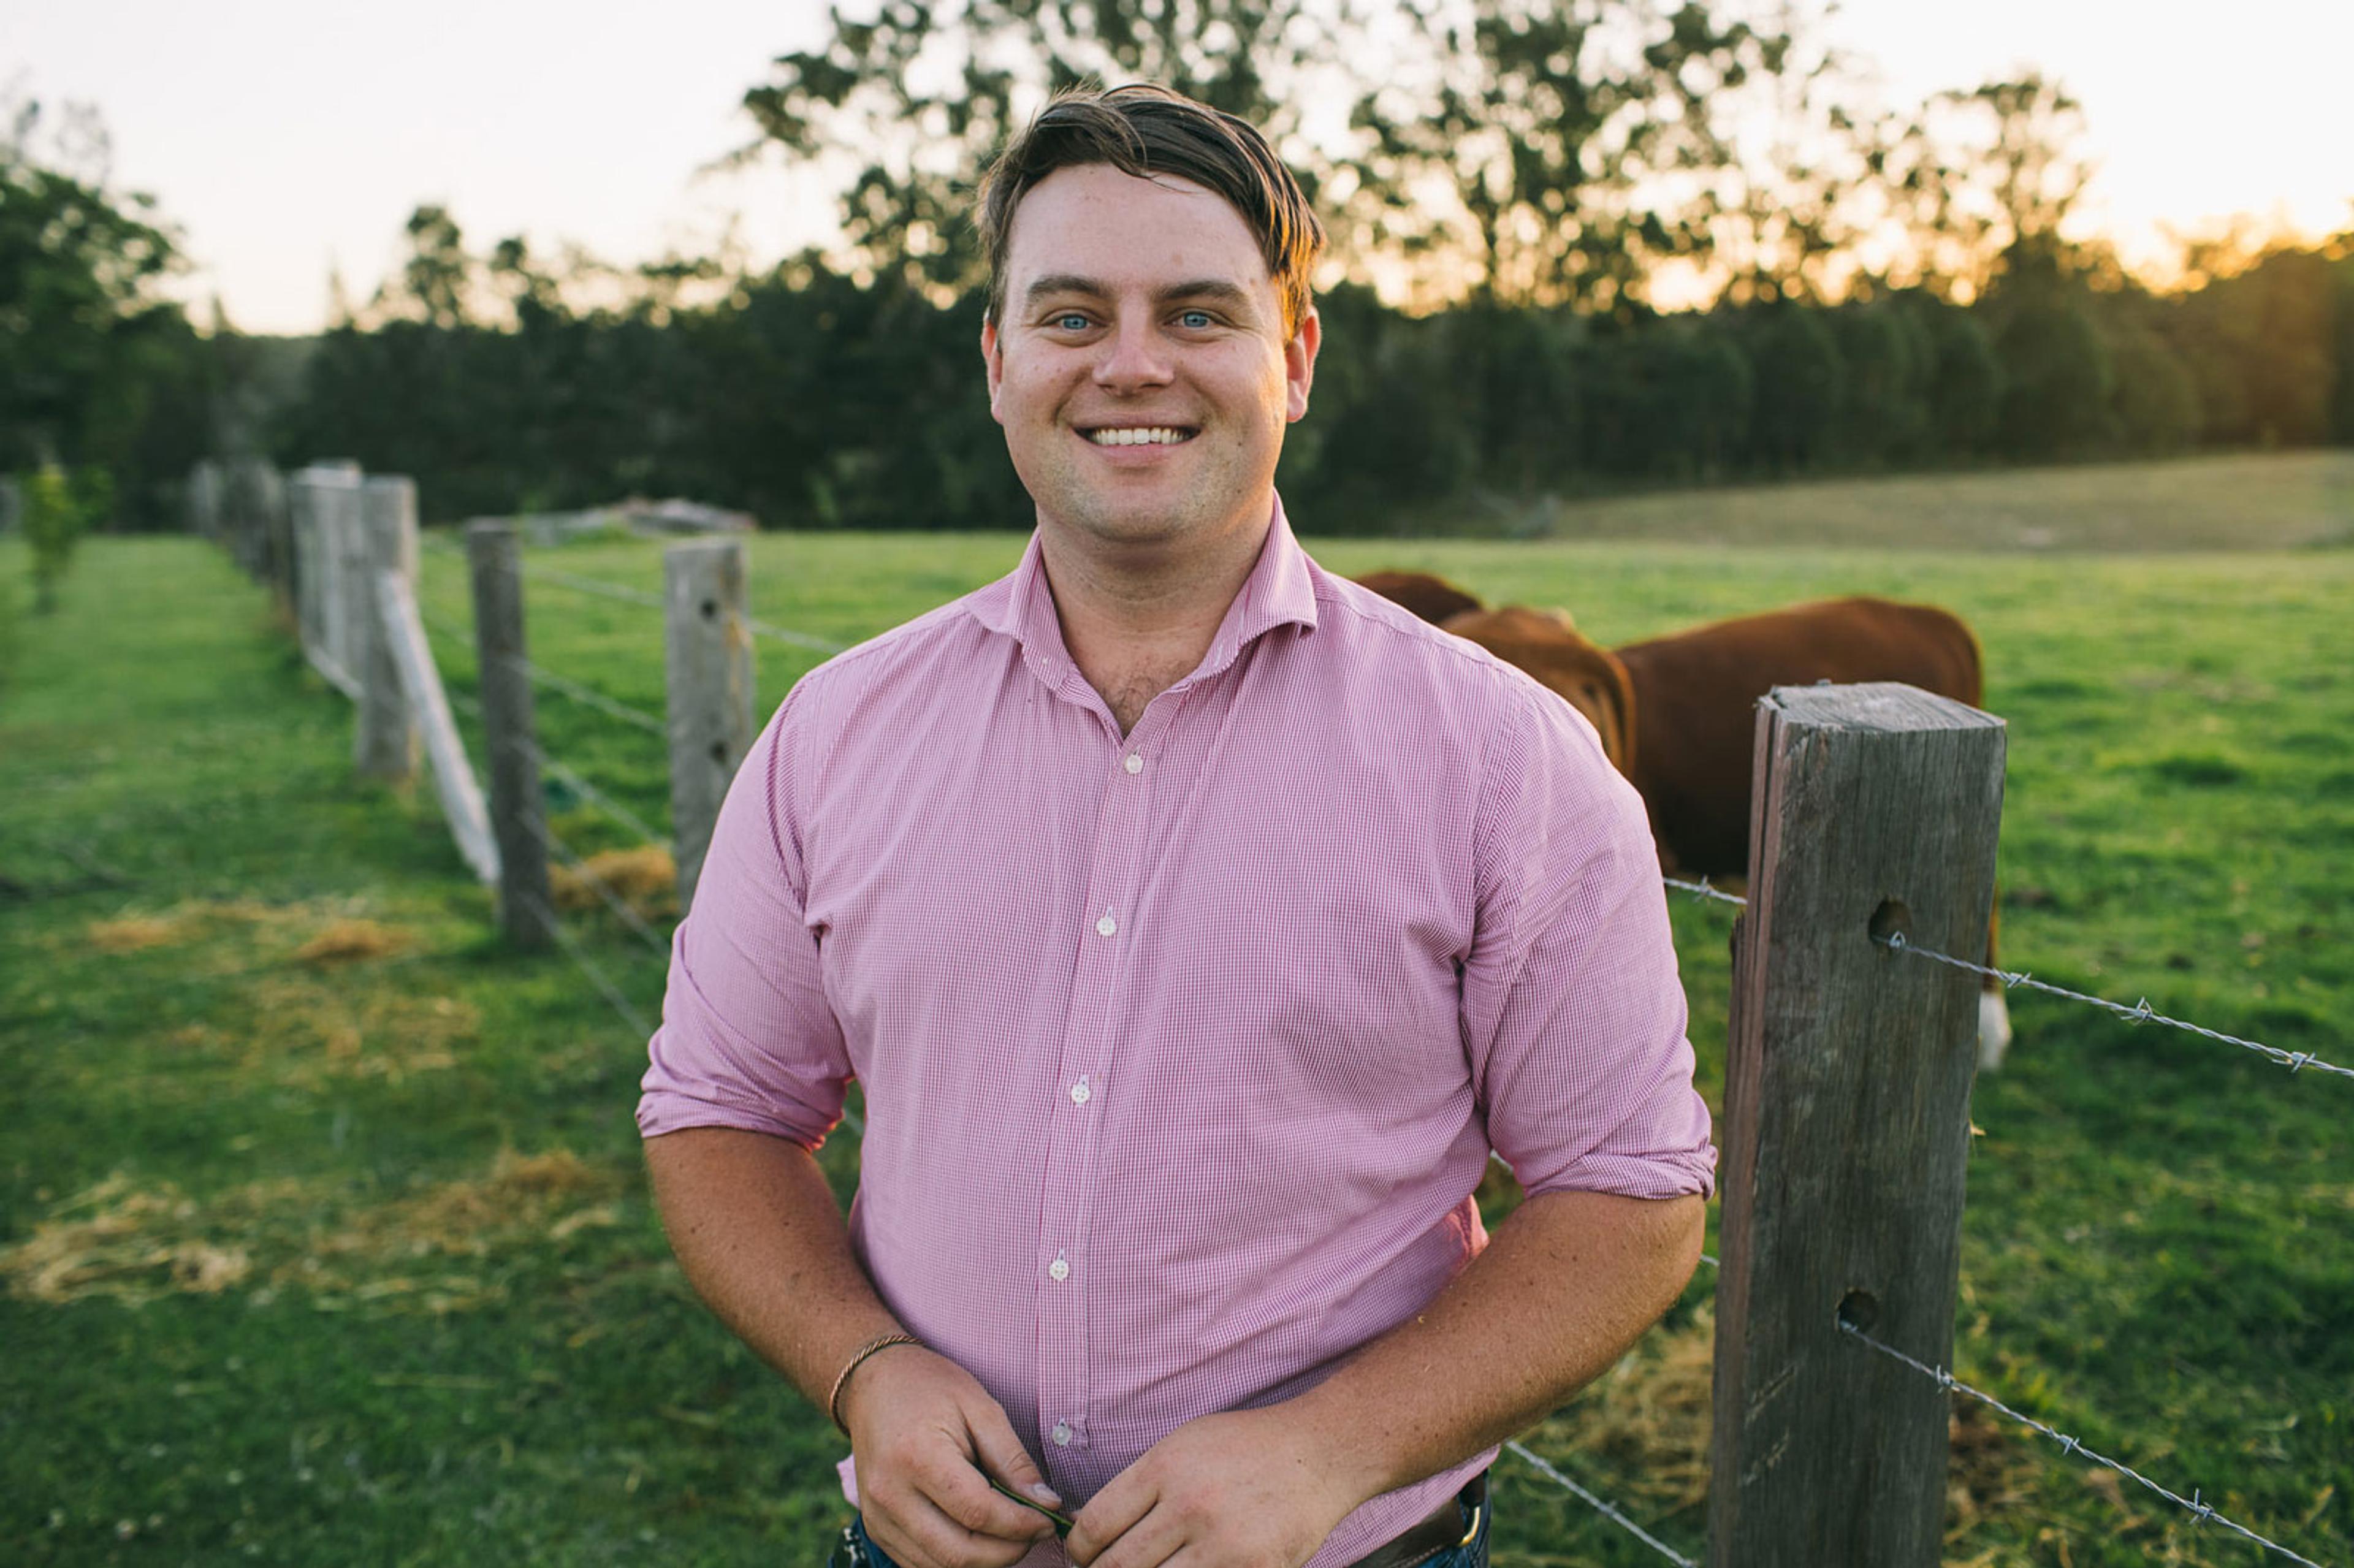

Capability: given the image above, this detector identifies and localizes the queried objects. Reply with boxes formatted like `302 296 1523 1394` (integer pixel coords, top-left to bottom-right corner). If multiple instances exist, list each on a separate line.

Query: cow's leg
1978 902 2011 1070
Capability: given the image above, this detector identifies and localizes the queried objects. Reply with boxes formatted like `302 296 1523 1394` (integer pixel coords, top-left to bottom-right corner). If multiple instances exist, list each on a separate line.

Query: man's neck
1036 501 1275 735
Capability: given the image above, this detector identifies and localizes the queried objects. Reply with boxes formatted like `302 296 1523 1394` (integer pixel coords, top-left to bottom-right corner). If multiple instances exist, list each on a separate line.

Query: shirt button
1069 1079 1091 1105
1051 1422 1073 1447
1123 753 1143 775
1048 1258 1070 1282
1096 913 1117 937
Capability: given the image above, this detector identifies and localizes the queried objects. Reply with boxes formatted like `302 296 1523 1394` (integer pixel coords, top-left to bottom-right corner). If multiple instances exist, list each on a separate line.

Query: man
638 83 1713 1568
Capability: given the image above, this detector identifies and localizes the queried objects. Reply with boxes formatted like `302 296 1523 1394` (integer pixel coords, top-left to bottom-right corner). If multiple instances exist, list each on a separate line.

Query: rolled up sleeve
636 685 850 1148
1462 688 1717 1201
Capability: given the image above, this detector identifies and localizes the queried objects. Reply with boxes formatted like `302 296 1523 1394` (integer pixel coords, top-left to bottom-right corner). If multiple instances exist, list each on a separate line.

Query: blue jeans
828 1475 1491 1568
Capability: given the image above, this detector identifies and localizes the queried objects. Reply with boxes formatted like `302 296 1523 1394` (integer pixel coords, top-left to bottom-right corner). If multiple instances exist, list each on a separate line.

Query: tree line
8 0 2354 535
261 220 2354 533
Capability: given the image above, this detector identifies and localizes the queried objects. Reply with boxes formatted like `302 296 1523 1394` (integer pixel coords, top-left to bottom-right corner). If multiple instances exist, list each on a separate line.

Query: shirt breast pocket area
1146 864 1472 1110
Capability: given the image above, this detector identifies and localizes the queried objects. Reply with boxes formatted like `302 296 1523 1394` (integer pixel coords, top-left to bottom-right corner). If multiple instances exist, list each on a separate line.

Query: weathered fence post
467 521 557 949
1706 682 2005 1568
289 462 364 696
355 476 421 780
326 473 368 693
187 459 224 543
663 538 755 911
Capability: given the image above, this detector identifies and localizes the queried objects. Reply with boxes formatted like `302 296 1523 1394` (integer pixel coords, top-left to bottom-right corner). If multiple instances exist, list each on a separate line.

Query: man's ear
981 317 1005 425
1284 305 1321 424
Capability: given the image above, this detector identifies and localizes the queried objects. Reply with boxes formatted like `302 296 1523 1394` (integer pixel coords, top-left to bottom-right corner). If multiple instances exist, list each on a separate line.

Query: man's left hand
1065 1407 1358 1568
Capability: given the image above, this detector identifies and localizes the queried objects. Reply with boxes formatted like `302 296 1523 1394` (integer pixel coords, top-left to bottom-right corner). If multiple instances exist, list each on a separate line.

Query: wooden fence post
326 473 368 693
467 521 557 949
290 463 363 696
188 459 224 543
1706 682 2005 1568
355 476 421 780
663 538 755 911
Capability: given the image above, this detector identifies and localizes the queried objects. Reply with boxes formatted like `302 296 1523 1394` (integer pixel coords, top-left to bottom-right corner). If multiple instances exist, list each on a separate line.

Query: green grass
4 480 2350 1566
1447 448 2354 552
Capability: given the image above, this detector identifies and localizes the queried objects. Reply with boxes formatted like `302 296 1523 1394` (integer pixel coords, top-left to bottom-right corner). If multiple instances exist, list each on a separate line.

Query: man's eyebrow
1021 276 1261 313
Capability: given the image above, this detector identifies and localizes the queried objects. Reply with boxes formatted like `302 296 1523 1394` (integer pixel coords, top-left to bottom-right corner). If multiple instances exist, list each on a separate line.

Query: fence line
518 561 668 613
229 465 2341 1565
530 748 669 851
527 892 655 1041
1503 1441 1699 1567
1840 1323 2327 1567
1663 878 2347 1084
525 815 674 961
745 614 849 655
1881 932 2350 1081
518 660 667 736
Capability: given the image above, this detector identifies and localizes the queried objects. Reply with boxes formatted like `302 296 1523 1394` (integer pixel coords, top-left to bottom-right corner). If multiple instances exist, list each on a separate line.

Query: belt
1346 1472 1487 1568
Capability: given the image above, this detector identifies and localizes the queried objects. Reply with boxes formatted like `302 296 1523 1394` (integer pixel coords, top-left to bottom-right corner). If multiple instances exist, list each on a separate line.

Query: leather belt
1346 1472 1487 1568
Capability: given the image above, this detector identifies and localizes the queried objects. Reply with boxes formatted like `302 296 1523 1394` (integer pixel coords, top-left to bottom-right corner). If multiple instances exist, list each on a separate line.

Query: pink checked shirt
638 501 1715 1567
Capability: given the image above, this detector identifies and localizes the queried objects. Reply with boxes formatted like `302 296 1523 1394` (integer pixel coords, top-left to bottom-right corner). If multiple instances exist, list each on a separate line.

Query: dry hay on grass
238 974 475 1086
1 1149 625 1314
1525 1304 2023 1538
84 898 413 969
1526 1304 1716 1517
551 845 678 921
0 1175 257 1304
291 918 409 965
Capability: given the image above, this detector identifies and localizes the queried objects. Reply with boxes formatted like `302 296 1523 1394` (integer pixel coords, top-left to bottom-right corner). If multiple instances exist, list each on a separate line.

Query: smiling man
638 85 1715 1568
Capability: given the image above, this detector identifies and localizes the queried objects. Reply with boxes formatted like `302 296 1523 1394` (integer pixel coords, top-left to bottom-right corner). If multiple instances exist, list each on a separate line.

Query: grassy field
3 457 2349 1565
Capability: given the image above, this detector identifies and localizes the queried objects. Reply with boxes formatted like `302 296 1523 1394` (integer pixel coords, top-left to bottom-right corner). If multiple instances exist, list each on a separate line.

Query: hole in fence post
709 740 728 764
701 598 718 619
1837 1288 1880 1333
1868 898 1912 948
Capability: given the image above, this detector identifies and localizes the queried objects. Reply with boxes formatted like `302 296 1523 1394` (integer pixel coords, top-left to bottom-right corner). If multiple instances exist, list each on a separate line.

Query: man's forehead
1001 164 1273 294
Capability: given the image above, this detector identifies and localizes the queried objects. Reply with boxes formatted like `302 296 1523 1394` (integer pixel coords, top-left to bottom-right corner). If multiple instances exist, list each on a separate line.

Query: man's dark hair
976 82 1325 339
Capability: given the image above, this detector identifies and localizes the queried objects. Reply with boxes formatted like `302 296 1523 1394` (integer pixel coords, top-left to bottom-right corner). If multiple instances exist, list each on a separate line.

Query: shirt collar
967 493 1320 693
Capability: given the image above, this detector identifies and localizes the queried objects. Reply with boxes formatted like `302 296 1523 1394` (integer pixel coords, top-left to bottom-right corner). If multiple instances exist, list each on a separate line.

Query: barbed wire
1503 1441 1698 1568
526 892 654 1042
525 816 674 961
1663 875 1747 909
517 562 668 613
1881 932 2350 1081
1659 873 2346 1084
517 658 667 737
1840 1323 2328 1567
744 614 850 655
528 746 669 851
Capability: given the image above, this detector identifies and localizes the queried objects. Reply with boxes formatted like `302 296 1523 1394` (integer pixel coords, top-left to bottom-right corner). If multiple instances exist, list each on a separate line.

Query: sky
6 0 2350 335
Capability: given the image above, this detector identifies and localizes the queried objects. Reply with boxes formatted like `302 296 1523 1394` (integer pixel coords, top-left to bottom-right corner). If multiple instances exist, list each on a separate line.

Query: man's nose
1091 317 1175 390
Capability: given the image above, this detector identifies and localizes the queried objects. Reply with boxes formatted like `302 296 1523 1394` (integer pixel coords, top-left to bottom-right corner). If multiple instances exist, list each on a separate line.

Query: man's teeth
1087 427 1190 446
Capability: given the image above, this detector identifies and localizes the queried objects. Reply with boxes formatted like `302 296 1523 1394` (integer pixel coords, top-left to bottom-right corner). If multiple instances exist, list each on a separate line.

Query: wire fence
372 526 2346 1566
1662 877 2345 1086
1842 1324 2328 1568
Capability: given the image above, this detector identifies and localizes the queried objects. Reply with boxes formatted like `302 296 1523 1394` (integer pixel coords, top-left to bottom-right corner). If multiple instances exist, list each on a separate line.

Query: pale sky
5 0 2348 335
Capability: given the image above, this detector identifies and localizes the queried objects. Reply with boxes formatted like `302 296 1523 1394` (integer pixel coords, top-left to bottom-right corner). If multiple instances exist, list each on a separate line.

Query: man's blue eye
1056 314 1090 330
1179 310 1213 328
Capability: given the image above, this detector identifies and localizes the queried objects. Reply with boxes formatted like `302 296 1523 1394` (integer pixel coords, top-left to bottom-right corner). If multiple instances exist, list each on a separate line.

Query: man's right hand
840 1344 1064 1568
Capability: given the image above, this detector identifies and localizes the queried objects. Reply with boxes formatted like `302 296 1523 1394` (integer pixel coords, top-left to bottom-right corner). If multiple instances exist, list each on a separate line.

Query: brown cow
1444 595 2011 1068
1353 570 1484 626
1609 596 2009 1066
1438 606 1637 777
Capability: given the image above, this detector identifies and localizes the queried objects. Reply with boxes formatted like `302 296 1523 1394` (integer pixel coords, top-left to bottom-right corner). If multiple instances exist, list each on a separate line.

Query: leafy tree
1993 295 2113 458
732 0 1343 300
0 93 190 488
1346 0 1800 311
1739 306 1844 471
21 462 109 611
1897 294 2003 457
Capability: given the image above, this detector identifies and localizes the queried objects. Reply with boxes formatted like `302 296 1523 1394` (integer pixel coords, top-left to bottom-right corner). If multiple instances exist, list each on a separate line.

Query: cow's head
1441 606 1637 777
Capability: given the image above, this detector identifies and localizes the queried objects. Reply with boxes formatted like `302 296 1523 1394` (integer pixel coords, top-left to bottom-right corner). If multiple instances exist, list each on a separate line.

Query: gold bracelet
828 1331 921 1434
